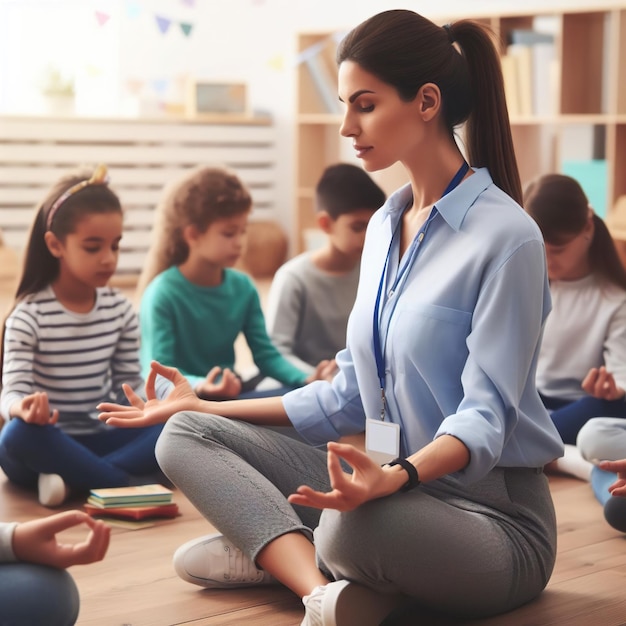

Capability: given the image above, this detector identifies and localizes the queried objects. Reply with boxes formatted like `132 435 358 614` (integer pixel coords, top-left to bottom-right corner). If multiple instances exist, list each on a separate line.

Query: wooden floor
1 472 626 626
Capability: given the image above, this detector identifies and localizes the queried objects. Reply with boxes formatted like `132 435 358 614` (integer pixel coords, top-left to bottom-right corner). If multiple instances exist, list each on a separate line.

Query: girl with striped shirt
0 165 165 507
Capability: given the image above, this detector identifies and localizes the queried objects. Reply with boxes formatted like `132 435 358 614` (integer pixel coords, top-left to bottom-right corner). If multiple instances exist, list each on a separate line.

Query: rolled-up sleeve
283 347 366 446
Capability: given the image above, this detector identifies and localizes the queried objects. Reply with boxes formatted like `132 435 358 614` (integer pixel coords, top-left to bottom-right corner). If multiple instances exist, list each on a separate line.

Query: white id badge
365 418 400 465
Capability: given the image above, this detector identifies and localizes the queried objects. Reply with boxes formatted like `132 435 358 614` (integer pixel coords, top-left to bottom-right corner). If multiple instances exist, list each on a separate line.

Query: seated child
137 165 331 400
525 174 626 443
0 510 110 625
0 165 165 507
525 174 626 480
265 163 385 374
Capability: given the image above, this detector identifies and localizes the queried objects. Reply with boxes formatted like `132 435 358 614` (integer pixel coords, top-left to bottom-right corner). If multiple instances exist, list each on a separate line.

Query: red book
84 502 180 520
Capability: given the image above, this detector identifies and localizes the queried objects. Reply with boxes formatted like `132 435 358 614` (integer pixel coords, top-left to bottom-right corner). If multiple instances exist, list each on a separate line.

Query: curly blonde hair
137 165 252 298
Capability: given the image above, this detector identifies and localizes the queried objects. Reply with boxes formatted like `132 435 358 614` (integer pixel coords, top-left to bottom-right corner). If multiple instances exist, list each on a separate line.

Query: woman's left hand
287 441 402 512
582 366 625 400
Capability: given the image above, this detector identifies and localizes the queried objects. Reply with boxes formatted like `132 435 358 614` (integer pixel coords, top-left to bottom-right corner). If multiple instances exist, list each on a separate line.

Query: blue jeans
0 563 79 625
590 466 616 506
0 417 164 492
541 394 626 445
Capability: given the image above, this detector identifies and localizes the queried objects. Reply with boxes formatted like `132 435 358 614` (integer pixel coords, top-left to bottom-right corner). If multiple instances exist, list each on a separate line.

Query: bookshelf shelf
298 114 343 124
293 6 626 252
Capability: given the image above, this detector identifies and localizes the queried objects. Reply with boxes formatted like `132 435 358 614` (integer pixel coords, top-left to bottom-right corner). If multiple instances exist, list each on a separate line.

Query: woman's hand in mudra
288 441 401 512
97 361 203 428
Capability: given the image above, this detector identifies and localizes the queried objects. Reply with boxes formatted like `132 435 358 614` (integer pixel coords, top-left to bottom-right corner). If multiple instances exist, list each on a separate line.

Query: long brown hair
136 165 252 300
336 9 522 204
525 174 626 290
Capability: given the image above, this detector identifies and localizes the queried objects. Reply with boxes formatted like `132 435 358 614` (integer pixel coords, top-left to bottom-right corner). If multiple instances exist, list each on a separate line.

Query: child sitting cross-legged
0 165 166 507
265 163 385 375
137 165 333 401
525 173 626 480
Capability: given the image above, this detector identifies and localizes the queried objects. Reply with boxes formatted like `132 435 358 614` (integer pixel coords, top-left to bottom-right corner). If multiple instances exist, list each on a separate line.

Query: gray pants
156 411 557 618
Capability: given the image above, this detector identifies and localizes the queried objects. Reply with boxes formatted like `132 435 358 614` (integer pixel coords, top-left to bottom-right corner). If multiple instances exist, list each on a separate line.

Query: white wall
2 0 625 245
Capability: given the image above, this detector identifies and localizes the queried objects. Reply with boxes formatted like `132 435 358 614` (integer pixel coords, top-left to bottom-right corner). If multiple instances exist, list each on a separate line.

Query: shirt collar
382 167 493 232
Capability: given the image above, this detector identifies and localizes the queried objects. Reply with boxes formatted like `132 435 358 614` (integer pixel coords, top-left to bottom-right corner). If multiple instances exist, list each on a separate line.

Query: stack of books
84 484 179 520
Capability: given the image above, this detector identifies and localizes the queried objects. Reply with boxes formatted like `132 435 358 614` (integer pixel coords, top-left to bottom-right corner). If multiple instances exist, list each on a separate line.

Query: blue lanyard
372 161 469 420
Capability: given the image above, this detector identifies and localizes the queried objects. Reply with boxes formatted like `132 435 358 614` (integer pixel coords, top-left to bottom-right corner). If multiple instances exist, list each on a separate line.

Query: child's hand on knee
13 510 110 568
306 359 338 384
196 366 242 399
11 392 59 425
582 366 625 400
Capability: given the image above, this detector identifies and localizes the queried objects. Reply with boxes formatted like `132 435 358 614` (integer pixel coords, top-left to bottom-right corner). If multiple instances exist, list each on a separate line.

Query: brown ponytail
451 21 522 204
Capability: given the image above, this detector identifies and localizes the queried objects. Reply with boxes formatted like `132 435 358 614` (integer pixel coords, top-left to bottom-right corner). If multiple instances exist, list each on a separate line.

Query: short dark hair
315 163 386 219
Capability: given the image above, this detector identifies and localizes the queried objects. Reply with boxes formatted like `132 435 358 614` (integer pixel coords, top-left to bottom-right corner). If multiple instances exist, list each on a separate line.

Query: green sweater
139 267 308 389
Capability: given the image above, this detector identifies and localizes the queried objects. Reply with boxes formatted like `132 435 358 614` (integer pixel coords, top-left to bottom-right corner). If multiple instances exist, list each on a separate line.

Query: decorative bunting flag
155 15 172 35
95 11 110 27
151 78 169 95
179 22 193 37
267 55 284 71
125 78 144 96
125 1 142 20
86 64 103 77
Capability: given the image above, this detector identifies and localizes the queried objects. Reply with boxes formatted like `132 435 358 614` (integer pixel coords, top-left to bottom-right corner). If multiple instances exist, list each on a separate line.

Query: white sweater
537 275 626 400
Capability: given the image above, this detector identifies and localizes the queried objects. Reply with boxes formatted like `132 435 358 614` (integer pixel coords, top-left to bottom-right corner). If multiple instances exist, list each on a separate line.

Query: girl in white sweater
525 174 626 449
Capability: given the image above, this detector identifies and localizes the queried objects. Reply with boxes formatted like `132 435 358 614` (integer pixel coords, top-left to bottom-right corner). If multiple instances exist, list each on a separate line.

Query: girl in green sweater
137 166 332 400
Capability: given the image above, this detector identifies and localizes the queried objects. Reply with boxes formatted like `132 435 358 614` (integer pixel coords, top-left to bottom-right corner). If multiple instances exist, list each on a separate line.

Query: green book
88 484 173 507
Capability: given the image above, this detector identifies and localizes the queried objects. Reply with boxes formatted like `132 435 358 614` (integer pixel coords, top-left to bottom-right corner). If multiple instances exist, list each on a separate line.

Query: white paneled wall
0 115 276 275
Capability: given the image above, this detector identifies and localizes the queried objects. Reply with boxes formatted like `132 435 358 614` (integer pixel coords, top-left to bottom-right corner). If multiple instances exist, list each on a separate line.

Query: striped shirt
1 286 144 432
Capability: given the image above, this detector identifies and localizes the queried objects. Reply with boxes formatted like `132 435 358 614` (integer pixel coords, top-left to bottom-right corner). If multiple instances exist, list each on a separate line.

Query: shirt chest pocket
389 303 472 380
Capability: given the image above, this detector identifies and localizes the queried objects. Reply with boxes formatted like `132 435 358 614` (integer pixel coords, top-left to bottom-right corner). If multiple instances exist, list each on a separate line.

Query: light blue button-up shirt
284 168 564 484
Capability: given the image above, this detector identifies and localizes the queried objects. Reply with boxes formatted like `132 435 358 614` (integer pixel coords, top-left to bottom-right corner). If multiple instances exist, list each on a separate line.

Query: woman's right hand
11 392 59 425
97 361 204 428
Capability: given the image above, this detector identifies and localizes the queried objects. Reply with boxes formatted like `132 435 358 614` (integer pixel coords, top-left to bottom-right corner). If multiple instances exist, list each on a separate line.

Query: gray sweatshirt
265 252 360 374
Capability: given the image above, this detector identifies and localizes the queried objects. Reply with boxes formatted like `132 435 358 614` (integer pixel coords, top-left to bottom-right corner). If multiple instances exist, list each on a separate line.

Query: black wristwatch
388 458 420 492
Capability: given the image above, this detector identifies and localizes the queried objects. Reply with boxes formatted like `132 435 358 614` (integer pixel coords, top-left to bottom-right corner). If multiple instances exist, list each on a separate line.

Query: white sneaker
301 580 407 626
37 473 69 507
173 533 276 588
